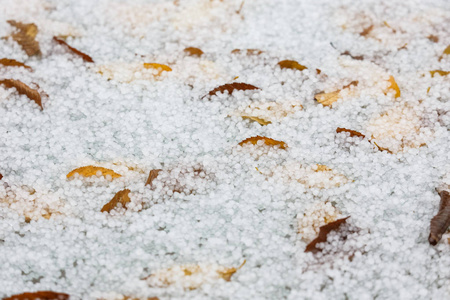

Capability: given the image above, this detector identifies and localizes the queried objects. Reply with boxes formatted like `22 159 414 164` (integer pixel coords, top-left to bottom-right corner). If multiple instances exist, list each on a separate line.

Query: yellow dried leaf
278 60 307 71
66 166 122 179
0 58 32 70
315 81 358 106
7 20 41 56
439 45 450 61
143 63 172 76
101 189 131 213
145 169 162 187
238 136 287 149
241 116 271 126
184 47 204 57
0 79 43 109
386 76 400 98
315 164 332 172
430 70 450 77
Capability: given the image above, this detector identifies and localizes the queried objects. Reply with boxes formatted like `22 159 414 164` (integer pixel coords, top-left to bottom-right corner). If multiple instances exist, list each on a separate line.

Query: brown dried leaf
66 166 122 179
360 24 374 37
0 173 2 180
241 115 271 126
53 36 94 63
429 190 450 245
315 164 332 172
7 20 41 56
204 82 259 98
231 49 263 55
438 45 450 61
238 135 287 149
427 35 439 43
341 51 363 60
0 79 42 109
305 216 350 253
430 70 450 77
336 127 366 138
278 60 307 71
217 260 246 281
3 291 69 300
146 169 162 187
184 47 204 57
0 58 32 69
101 189 131 213
314 81 358 106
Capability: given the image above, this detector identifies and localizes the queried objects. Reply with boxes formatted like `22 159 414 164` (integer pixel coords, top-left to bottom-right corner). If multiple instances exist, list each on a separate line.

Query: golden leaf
0 58 32 70
3 291 69 300
184 47 204 57
53 37 94 63
315 164 332 172
143 63 172 76
66 166 122 179
278 60 307 71
145 169 162 187
238 136 287 149
430 70 449 77
386 76 400 98
7 20 41 56
101 189 131 213
336 127 365 138
0 79 43 109
241 115 271 126
314 81 358 106
439 45 450 61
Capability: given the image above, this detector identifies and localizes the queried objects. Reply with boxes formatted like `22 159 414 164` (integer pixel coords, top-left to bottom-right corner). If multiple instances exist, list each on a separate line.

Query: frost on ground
0 0 449 299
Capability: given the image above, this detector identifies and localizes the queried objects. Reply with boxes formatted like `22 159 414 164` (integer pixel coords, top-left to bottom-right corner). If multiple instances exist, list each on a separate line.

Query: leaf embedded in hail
184 47 204 57
315 164 332 172
298 202 341 243
241 116 271 126
217 260 246 281
429 190 450 245
359 24 374 37
427 35 439 43
53 37 94 63
238 135 287 149
430 70 450 77
0 79 43 109
438 45 450 61
336 127 366 138
341 51 364 60
0 58 32 70
66 166 122 179
386 76 400 98
7 20 41 56
277 60 307 71
204 82 260 98
101 189 131 213
3 291 70 300
231 49 263 55
314 81 358 107
305 216 350 253
145 169 162 187
143 63 172 76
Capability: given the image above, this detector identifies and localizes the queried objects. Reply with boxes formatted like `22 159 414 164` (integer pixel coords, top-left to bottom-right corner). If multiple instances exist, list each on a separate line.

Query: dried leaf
0 58 32 69
305 216 350 253
427 35 439 43
145 169 162 187
298 201 341 242
53 36 94 63
7 20 41 56
0 79 42 109
278 60 307 71
430 70 450 77
314 81 358 106
184 47 204 57
143 63 172 76
241 116 271 126
3 291 69 300
231 49 263 55
0 173 2 180
217 260 246 281
386 76 400 98
429 190 450 245
360 24 374 37
341 51 363 60
66 166 122 179
101 189 131 213
336 127 366 138
383 21 396 33
315 164 332 172
238 135 287 149
204 82 259 98
438 45 450 61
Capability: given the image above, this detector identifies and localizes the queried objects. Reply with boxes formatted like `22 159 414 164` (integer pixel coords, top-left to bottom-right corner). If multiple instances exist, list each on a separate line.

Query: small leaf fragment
53 36 94 63
0 173 2 180
427 35 439 43
145 169 162 187
278 60 307 71
429 190 450 246
184 47 204 57
66 166 122 179
7 20 41 56
359 24 374 37
143 63 172 76
101 189 131 213
0 58 32 69
438 45 450 61
3 291 70 300
341 51 363 60
336 127 365 138
231 49 263 55
314 81 358 106
315 164 332 172
217 260 246 281
0 79 42 109
305 216 350 253
241 115 271 126
204 82 259 98
386 76 400 98
238 135 287 149
430 70 450 77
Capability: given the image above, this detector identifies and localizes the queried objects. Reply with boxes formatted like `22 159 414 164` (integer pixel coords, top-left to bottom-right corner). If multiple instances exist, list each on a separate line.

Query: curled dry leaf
53 36 94 63
231 49 263 55
66 166 122 179
341 51 364 60
278 60 307 71
438 45 450 61
314 81 358 107
184 47 204 57
0 58 32 69
204 82 259 98
143 63 172 76
305 216 350 253
144 261 245 290
7 20 41 56
430 70 449 77
298 202 341 243
336 127 390 153
386 76 400 98
0 79 43 109
241 116 271 126
238 135 287 149
3 291 69 300
429 190 450 245
101 189 131 213
145 169 162 187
